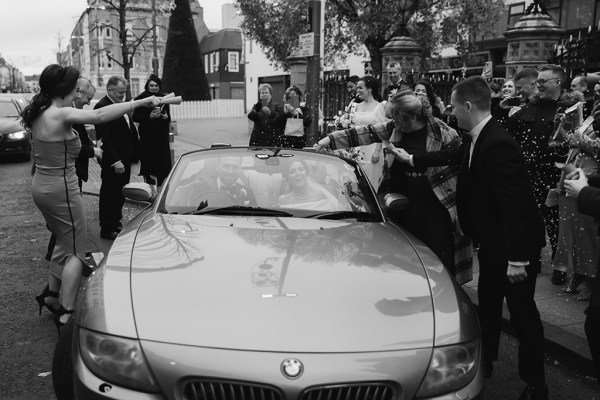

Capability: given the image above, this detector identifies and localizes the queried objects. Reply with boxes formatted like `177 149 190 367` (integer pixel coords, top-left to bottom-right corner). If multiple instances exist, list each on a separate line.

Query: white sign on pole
298 32 315 57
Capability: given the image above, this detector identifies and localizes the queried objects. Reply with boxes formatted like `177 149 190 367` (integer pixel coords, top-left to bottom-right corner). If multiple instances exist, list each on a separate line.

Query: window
209 53 215 73
228 51 239 72
205 54 209 73
508 2 525 27
131 78 140 98
126 22 134 43
102 50 112 69
215 52 220 71
105 20 112 38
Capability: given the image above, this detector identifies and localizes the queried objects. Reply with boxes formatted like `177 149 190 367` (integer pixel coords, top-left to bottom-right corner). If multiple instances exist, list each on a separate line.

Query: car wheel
52 320 75 400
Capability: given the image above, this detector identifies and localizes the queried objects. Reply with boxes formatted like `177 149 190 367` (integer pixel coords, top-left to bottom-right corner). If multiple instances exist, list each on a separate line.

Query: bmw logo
281 358 304 379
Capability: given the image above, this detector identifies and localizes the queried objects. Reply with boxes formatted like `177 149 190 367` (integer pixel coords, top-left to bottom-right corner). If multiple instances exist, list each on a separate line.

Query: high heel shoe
562 273 585 294
54 306 74 334
35 284 59 315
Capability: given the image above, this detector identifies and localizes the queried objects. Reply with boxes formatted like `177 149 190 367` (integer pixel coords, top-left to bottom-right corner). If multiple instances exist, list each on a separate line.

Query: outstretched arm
61 96 159 126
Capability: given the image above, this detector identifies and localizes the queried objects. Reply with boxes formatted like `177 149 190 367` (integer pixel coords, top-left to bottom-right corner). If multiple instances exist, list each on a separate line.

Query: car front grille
301 383 397 400
181 379 284 400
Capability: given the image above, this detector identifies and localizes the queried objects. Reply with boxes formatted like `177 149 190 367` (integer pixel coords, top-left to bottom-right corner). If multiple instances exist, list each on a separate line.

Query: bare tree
93 0 172 98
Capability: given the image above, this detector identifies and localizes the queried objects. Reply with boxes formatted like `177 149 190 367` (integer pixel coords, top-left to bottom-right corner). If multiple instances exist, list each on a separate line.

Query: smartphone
288 96 300 109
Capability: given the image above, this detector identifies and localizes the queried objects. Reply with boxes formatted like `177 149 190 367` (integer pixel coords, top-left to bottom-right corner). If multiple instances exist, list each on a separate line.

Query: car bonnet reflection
125 215 435 352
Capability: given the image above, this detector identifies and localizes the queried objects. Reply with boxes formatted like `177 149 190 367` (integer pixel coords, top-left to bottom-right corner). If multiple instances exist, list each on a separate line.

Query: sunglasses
532 78 560 86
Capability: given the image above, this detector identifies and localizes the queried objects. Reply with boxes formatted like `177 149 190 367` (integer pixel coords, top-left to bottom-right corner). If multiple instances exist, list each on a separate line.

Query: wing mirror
122 182 157 203
383 193 409 212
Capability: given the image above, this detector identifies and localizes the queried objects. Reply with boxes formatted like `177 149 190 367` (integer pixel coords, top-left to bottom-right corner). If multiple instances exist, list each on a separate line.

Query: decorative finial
525 0 548 15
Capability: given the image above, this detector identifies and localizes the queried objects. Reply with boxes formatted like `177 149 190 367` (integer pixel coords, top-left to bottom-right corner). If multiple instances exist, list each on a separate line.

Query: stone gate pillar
380 35 423 88
503 2 564 78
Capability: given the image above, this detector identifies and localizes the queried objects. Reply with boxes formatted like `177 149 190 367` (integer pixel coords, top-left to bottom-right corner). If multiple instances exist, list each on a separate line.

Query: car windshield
159 148 381 220
0 101 20 118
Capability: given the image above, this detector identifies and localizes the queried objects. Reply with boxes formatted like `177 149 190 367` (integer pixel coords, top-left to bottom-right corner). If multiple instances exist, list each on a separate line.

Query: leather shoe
551 270 567 285
518 384 548 400
100 231 119 240
483 361 494 378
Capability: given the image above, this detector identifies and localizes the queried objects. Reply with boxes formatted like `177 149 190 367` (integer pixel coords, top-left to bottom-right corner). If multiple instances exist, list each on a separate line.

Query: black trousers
477 244 545 387
99 164 130 233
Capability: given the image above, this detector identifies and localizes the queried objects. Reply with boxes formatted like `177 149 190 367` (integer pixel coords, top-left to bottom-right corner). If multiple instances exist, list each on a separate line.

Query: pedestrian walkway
81 118 596 378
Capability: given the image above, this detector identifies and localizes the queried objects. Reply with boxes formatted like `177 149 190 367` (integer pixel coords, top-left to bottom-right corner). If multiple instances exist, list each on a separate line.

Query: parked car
52 146 483 400
0 96 31 161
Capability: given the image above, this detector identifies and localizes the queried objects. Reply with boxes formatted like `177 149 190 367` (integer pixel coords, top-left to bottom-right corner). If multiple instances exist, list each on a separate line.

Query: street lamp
397 0 416 37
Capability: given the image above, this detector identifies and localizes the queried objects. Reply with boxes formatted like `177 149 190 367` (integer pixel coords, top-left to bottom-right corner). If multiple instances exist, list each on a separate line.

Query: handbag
284 117 304 137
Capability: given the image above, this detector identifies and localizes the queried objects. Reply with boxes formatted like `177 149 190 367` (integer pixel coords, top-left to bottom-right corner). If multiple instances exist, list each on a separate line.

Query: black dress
390 125 455 273
132 91 172 185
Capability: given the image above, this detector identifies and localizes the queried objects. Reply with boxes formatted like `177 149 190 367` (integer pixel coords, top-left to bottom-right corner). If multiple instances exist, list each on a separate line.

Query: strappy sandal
35 284 59 315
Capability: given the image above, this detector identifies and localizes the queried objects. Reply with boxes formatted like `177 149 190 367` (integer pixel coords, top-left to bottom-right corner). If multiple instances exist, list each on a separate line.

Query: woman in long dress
345 76 390 191
22 64 159 331
133 74 172 186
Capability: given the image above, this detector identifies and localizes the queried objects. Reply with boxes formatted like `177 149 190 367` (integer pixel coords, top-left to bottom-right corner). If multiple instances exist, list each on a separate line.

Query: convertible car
53 146 483 400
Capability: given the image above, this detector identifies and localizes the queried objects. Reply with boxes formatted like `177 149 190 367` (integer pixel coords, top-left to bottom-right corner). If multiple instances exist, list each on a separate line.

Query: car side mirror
383 193 409 212
123 182 156 203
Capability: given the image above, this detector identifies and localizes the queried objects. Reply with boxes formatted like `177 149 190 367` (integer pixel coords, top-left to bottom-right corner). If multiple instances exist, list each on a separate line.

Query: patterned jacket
326 117 473 284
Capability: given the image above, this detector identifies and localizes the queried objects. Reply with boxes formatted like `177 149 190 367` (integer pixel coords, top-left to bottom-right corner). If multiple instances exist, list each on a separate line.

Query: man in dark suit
565 168 600 383
94 76 139 240
394 76 548 399
73 78 102 191
196 156 257 207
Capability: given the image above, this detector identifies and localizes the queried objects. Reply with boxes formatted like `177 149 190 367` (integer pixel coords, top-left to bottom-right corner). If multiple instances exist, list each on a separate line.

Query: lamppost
151 0 159 76
398 0 416 37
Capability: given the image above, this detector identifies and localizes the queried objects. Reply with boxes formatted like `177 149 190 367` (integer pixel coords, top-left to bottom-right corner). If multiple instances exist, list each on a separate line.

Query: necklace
292 190 311 200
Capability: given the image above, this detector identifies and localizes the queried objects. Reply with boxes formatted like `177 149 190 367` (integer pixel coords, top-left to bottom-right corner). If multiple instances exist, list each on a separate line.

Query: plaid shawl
327 118 473 284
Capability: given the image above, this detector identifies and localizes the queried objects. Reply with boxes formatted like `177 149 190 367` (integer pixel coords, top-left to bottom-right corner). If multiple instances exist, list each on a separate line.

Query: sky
0 0 232 76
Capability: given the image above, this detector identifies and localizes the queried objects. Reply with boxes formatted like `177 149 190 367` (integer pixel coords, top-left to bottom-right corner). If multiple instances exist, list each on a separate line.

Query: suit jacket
94 96 139 169
73 123 95 182
197 176 257 207
413 117 546 262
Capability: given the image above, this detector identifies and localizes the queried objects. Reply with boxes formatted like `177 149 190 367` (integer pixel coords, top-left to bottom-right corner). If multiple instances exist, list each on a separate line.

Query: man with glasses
94 76 140 240
507 64 567 285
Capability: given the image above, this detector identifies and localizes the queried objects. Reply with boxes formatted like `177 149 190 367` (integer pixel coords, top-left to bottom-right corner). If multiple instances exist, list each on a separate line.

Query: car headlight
415 339 480 398
7 130 27 140
78 328 161 393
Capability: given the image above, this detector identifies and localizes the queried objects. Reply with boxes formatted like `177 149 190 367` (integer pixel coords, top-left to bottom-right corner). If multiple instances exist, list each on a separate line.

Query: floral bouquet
336 147 368 166
333 101 357 130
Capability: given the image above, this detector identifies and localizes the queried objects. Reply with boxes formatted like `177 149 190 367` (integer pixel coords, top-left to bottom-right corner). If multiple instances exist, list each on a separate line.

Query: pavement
81 117 596 379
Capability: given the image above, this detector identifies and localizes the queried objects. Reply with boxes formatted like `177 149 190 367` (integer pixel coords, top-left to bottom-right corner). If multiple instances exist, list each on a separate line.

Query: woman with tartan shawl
315 90 473 285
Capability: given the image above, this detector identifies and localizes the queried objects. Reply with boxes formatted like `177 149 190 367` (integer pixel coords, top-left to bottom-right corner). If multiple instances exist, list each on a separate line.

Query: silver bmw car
53 146 483 400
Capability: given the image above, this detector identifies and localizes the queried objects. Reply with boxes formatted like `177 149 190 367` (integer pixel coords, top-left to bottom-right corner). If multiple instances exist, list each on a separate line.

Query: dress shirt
468 114 492 167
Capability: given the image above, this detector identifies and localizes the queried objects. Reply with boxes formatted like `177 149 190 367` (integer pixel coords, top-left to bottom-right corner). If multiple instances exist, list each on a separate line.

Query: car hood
129 214 435 352
0 117 23 134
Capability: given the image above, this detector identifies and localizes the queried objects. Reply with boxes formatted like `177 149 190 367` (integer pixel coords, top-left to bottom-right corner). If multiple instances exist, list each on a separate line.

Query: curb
462 286 596 377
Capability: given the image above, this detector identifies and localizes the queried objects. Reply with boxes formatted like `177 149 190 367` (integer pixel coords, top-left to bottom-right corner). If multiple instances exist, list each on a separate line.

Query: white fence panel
170 99 245 120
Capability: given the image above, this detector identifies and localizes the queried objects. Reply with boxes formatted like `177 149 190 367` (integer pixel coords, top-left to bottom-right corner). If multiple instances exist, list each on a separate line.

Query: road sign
298 32 315 57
